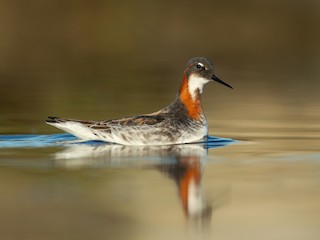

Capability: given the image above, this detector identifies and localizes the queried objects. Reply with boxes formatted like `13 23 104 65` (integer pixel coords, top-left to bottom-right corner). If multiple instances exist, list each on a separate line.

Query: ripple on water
0 134 236 149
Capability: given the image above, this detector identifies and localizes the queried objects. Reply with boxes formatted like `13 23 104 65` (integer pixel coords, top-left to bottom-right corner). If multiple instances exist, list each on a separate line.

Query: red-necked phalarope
46 57 232 145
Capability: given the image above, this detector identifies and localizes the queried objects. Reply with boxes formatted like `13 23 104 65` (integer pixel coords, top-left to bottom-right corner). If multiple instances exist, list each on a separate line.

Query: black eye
196 64 202 69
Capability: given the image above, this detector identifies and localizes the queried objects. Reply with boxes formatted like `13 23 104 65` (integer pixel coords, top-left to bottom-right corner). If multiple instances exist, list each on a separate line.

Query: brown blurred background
0 0 319 137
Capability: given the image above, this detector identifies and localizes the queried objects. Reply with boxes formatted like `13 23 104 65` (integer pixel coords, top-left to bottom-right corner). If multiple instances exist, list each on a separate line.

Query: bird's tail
46 116 67 124
46 116 96 124
45 116 98 140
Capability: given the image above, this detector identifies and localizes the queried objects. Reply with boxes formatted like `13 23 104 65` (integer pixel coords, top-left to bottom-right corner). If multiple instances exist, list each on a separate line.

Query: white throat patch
188 74 210 100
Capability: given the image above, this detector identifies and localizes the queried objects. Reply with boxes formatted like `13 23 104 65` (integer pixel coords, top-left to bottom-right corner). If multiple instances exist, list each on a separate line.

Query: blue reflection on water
0 134 235 149
0 134 77 148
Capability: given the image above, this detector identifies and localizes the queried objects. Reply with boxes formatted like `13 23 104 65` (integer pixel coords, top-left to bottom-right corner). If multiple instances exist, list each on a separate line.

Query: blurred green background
0 0 319 139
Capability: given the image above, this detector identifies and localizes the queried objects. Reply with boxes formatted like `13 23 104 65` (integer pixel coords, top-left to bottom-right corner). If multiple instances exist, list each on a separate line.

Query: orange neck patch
179 73 203 120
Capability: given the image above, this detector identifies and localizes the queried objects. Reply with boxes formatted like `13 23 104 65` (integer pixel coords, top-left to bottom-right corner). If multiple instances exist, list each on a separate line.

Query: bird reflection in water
156 154 212 221
54 137 233 221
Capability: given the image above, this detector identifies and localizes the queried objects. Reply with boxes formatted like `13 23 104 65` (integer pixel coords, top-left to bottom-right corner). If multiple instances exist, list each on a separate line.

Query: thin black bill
211 75 233 89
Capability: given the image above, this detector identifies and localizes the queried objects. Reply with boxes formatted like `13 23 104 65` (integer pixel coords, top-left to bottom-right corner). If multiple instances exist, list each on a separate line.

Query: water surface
0 131 319 240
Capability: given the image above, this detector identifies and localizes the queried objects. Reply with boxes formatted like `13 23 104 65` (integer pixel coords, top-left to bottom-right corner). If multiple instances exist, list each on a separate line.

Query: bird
46 57 232 145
